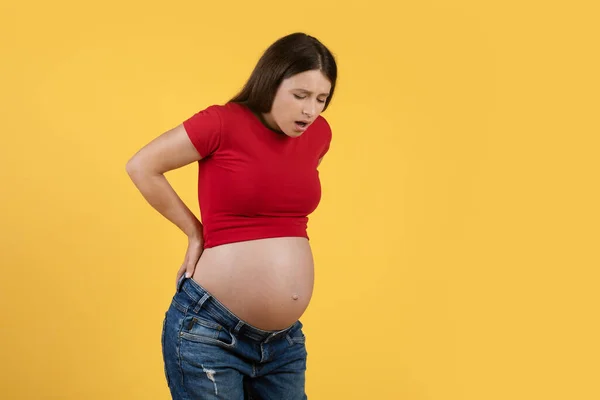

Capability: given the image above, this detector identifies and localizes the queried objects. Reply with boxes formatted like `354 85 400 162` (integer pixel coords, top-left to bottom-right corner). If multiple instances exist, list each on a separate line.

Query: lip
294 120 312 132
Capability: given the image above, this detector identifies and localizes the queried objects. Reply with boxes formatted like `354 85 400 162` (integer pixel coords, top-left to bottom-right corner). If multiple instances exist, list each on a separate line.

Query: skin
262 69 331 138
126 69 332 330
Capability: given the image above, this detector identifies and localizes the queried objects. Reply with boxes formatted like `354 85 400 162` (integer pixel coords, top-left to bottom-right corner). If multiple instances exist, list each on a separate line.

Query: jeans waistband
176 275 297 343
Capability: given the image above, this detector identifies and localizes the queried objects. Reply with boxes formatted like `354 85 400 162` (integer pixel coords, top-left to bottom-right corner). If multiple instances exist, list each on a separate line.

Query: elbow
125 156 139 177
126 155 147 180
126 155 162 182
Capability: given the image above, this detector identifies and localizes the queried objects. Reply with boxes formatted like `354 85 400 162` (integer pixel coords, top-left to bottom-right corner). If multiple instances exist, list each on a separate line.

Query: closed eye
294 94 327 103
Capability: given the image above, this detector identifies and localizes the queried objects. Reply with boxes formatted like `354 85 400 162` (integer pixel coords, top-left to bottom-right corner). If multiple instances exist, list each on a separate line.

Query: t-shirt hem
203 231 310 249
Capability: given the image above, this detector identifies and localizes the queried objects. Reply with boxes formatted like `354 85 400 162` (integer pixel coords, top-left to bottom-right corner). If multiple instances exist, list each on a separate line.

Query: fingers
176 264 186 288
185 246 202 278
175 240 204 289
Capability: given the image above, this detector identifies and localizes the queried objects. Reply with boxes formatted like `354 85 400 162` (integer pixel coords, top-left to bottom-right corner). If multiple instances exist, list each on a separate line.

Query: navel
292 294 299 301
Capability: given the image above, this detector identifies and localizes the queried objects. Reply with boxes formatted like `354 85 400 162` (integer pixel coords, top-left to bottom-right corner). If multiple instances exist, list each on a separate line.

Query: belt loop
193 293 210 313
233 321 244 335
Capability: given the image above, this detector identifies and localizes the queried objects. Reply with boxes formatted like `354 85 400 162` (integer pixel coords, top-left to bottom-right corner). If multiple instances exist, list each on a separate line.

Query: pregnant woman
126 32 337 399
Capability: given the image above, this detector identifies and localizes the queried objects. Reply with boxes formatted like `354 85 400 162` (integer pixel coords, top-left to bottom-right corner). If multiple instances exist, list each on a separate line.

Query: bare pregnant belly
191 237 315 331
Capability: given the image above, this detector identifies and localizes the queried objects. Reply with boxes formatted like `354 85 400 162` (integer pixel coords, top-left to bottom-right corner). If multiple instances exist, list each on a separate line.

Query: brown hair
230 32 337 113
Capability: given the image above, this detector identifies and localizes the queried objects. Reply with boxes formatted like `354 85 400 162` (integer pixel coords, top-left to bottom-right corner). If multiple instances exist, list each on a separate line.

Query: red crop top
182 102 332 248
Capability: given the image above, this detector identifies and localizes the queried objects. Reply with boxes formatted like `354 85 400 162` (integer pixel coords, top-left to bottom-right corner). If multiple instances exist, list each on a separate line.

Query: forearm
127 168 202 239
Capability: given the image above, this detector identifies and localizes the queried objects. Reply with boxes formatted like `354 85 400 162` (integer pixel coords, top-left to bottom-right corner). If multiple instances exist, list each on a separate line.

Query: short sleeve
182 105 222 158
318 118 332 159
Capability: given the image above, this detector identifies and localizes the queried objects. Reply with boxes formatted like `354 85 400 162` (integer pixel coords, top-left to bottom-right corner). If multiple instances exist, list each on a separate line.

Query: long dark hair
229 32 337 113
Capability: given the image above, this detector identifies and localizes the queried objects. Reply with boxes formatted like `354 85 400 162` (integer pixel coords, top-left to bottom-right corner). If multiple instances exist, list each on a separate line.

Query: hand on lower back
176 235 204 288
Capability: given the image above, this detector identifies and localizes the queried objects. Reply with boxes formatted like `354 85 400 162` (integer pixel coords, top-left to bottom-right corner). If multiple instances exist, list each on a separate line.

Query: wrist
187 222 203 242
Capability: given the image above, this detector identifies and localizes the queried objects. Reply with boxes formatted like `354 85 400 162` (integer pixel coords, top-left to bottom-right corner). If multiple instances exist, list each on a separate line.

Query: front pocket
179 316 237 348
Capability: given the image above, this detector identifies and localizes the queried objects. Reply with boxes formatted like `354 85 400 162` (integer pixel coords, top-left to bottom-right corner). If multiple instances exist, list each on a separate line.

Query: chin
286 125 306 138
285 131 304 138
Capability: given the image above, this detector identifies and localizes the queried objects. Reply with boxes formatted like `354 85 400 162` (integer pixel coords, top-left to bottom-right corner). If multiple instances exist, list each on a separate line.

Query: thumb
184 259 192 278
185 246 202 278
184 255 196 279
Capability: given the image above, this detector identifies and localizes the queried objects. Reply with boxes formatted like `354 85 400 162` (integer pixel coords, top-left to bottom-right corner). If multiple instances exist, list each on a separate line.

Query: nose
303 100 317 118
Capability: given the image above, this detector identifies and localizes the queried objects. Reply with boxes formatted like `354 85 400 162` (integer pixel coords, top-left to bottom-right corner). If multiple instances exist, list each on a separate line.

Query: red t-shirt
182 102 332 248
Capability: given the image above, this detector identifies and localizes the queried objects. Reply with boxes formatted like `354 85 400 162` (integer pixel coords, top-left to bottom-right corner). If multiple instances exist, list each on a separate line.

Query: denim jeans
161 275 308 399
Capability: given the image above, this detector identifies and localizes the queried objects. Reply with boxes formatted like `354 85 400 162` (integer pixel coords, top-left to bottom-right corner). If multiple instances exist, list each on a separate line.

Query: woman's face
262 69 331 138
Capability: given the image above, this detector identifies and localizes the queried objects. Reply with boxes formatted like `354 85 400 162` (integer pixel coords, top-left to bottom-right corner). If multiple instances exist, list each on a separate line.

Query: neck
257 112 284 135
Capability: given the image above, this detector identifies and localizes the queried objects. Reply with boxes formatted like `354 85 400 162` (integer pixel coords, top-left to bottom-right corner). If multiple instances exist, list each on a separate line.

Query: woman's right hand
176 234 204 289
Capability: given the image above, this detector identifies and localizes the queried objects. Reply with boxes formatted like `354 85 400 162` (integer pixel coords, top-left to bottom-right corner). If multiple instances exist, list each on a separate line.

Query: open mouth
295 121 309 130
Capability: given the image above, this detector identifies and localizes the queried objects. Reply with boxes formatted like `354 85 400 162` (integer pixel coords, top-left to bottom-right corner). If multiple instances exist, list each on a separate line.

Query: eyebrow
294 88 330 96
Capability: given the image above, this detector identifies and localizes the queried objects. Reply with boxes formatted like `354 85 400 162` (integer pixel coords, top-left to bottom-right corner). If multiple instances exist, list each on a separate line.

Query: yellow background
1 0 599 399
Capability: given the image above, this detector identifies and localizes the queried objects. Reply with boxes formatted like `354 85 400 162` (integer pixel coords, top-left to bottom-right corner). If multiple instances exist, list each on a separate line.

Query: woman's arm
126 123 203 239
126 124 209 285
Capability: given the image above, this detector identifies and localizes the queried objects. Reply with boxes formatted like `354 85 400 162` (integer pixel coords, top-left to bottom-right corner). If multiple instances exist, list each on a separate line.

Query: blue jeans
161 276 308 399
